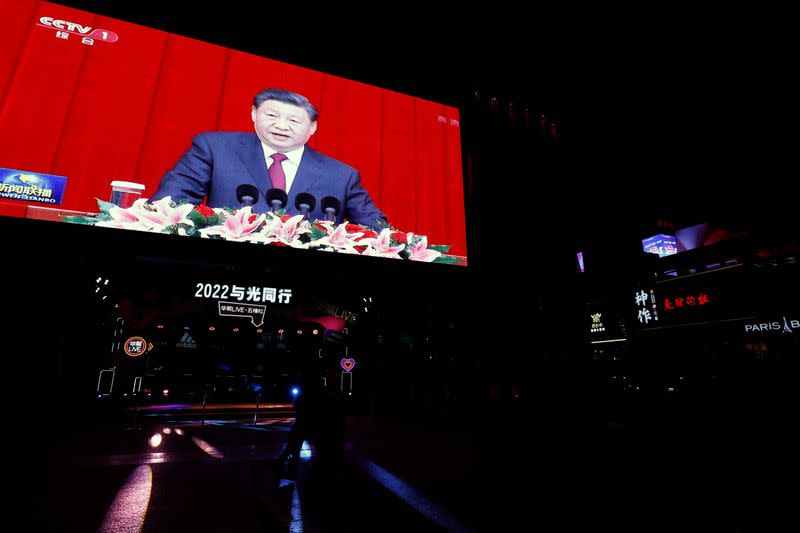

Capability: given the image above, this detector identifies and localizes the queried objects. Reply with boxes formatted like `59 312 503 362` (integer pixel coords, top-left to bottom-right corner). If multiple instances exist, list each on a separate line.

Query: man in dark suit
152 88 387 228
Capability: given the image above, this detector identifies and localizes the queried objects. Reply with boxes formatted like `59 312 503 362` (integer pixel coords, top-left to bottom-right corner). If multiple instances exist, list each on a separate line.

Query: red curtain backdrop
0 0 467 256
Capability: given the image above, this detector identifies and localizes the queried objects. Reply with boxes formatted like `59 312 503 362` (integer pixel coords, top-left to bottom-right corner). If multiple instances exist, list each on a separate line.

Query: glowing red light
208 326 215 331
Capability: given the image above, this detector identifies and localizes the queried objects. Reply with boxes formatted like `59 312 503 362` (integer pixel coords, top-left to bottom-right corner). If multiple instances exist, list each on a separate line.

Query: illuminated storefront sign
634 289 659 325
194 282 292 304
176 332 197 349
218 301 266 327
744 316 799 334
314 303 359 324
590 313 606 333
341 358 357 372
664 292 711 311
124 336 147 357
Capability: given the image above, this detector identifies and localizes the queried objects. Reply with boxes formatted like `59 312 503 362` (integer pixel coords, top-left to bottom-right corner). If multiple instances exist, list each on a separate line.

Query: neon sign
634 289 659 324
124 336 147 357
590 313 605 334
664 292 711 311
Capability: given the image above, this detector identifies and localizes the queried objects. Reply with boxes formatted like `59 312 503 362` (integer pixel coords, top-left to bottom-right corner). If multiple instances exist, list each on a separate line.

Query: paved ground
41 409 467 532
32 401 800 532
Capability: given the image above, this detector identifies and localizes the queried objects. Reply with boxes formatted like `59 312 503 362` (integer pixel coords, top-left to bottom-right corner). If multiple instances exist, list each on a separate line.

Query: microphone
294 192 316 220
320 196 341 222
265 188 288 212
235 184 259 208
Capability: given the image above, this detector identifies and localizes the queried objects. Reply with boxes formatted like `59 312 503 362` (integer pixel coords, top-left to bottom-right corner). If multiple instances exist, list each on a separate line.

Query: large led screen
0 0 467 264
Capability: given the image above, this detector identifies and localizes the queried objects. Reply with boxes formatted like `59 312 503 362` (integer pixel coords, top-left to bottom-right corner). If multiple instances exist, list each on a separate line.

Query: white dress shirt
261 143 305 193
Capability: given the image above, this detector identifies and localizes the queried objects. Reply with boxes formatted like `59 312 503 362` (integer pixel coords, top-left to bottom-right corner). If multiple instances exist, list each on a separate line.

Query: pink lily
406 233 442 262
364 228 405 259
261 214 311 247
135 196 195 231
310 222 365 252
95 198 151 231
199 206 265 241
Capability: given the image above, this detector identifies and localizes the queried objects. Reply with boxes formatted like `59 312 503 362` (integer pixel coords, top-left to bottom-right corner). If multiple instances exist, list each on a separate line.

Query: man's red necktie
269 152 288 191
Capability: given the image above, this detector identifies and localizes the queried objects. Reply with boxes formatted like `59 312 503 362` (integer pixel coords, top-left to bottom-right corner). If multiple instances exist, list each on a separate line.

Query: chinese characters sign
663 292 711 311
634 289 660 325
218 302 267 327
0 168 66 204
195 283 292 304
124 336 147 357
590 313 606 334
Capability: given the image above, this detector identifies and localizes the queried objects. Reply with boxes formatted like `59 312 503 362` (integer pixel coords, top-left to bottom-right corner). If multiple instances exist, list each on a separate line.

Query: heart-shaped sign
340 358 356 372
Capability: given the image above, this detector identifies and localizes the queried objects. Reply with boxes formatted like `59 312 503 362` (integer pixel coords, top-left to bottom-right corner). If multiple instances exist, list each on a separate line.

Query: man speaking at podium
151 88 387 229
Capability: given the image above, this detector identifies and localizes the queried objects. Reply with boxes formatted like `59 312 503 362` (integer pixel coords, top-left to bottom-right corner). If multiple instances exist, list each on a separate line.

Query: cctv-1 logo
38 16 119 42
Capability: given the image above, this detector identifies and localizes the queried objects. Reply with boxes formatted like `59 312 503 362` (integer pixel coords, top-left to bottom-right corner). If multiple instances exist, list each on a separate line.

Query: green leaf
307 224 327 240
62 215 99 225
433 255 460 264
428 244 451 253
186 210 201 224
95 198 116 213
187 210 206 225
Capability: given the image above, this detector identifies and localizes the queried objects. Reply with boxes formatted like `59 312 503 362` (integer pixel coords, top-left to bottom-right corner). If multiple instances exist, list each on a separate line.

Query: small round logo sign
124 336 147 357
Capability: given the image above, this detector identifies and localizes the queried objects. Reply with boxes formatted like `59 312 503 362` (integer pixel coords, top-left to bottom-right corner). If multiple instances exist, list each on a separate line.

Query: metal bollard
253 392 261 426
201 391 208 426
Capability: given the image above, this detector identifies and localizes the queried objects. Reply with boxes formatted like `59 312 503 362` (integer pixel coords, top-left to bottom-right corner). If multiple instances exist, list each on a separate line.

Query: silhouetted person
280 373 345 480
